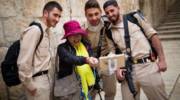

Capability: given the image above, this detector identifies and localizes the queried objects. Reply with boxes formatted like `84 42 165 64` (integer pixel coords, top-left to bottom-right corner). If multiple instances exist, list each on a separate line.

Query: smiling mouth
110 16 116 19
74 40 80 44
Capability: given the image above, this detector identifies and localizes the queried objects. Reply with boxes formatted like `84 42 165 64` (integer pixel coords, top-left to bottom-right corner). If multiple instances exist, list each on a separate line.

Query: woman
54 20 98 100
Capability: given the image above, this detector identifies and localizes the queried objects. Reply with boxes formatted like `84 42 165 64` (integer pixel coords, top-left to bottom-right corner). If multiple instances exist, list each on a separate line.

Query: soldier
103 0 168 100
83 0 116 100
17 1 62 100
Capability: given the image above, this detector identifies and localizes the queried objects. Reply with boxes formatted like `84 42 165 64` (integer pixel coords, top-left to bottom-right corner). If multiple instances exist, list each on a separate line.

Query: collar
111 15 124 29
86 19 104 32
35 18 49 34
111 21 124 29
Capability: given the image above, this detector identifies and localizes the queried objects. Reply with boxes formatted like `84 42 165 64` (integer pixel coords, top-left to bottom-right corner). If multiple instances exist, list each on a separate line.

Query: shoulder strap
126 10 145 37
123 15 132 57
96 27 104 58
105 29 114 42
105 28 122 54
101 15 122 54
29 21 43 50
123 14 137 97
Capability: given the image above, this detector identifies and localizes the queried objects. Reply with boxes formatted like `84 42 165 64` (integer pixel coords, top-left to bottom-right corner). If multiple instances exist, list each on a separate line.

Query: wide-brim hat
63 20 87 38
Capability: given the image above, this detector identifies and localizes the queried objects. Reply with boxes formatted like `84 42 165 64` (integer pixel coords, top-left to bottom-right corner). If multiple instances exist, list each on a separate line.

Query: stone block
49 0 71 17
0 21 6 46
0 0 16 17
23 0 46 17
120 0 139 14
0 76 8 100
0 47 8 100
71 16 86 25
0 47 8 67
69 0 85 17
3 17 33 43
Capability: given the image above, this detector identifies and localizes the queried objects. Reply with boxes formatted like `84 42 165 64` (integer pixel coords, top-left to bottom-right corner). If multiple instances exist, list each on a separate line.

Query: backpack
105 10 157 59
1 22 43 87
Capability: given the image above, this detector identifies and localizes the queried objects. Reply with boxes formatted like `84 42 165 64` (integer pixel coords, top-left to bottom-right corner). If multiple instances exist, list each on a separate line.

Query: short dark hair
84 0 101 11
43 1 63 13
103 0 118 10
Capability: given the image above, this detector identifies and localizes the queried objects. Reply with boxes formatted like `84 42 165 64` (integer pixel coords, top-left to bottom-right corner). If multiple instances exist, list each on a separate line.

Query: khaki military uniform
107 14 168 100
83 20 117 100
7 84 26 100
17 19 56 100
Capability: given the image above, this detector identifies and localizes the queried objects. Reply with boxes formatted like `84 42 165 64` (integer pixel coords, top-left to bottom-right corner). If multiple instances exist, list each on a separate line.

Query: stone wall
0 0 140 59
0 0 177 99
0 0 139 99
139 0 177 27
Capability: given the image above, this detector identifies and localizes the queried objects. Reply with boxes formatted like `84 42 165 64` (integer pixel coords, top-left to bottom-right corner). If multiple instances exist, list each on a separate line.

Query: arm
58 43 98 67
17 26 41 92
58 44 87 66
150 34 167 72
134 13 167 72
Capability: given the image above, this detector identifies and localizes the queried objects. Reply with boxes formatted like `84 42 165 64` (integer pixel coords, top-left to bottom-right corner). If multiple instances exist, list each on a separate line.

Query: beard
47 18 57 27
47 15 57 27
111 14 120 25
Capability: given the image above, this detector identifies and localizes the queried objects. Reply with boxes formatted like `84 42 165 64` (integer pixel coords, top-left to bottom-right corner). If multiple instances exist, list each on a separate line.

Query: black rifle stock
125 57 137 97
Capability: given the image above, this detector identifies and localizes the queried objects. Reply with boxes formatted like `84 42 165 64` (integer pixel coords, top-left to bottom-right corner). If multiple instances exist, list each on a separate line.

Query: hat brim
64 29 87 38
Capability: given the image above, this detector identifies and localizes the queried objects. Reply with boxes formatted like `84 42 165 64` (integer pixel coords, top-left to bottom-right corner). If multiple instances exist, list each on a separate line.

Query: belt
32 70 48 78
132 56 152 64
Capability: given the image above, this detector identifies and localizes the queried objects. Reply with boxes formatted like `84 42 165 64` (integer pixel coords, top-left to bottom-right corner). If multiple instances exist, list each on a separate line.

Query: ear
43 10 49 17
117 6 120 10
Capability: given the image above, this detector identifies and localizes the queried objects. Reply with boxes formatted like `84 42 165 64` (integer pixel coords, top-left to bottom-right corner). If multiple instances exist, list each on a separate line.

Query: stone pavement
169 74 180 100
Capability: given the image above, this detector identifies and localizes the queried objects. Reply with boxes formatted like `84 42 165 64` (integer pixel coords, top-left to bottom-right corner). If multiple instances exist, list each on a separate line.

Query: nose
56 17 60 22
92 15 97 21
108 12 113 17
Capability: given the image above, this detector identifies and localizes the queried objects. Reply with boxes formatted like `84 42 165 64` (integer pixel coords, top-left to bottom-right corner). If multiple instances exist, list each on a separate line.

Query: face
44 7 62 27
85 8 102 26
104 5 120 24
67 34 82 46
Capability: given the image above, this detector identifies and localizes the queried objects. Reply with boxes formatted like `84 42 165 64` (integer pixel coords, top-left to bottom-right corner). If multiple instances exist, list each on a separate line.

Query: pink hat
63 20 87 38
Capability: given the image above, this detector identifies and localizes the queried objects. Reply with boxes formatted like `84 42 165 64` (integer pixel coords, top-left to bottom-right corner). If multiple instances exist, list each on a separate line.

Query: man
103 0 168 100
83 0 116 100
17 1 62 100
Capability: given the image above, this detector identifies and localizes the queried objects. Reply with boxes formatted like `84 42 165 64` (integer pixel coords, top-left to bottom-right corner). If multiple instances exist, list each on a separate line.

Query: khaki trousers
54 91 80 100
8 84 26 100
102 73 117 100
91 73 117 100
121 62 168 100
25 75 50 100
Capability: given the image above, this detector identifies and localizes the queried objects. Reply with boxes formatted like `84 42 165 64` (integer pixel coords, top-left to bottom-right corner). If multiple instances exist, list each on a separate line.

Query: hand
157 60 167 72
86 57 99 67
26 88 37 96
90 57 98 64
115 68 126 81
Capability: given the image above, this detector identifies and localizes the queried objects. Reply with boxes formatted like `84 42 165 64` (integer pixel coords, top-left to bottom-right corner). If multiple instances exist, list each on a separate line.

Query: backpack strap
105 28 122 54
96 27 104 58
126 10 157 60
123 15 132 57
101 15 122 54
29 21 43 50
123 15 137 97
126 10 145 35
